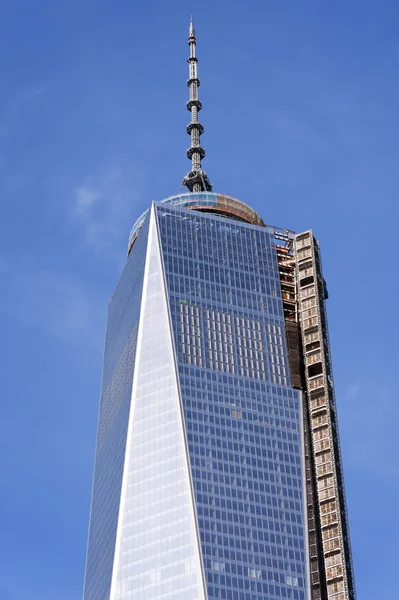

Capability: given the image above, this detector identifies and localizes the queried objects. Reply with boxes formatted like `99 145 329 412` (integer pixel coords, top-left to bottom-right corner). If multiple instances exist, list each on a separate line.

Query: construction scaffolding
289 231 356 600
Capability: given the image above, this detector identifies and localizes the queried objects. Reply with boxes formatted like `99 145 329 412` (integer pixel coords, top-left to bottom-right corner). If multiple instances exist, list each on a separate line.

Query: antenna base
182 170 213 192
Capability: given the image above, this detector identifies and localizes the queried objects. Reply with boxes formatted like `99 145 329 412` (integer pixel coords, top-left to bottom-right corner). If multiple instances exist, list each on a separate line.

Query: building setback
82 20 356 600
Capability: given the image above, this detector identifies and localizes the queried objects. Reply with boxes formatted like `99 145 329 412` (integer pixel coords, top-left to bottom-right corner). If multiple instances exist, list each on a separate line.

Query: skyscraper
83 20 356 600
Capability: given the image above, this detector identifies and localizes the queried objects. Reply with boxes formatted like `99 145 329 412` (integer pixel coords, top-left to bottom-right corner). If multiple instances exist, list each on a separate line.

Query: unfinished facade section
276 232 326 600
293 231 356 600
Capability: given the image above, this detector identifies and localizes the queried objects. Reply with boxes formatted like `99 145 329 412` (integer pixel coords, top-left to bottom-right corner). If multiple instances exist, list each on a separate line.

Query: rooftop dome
127 192 265 255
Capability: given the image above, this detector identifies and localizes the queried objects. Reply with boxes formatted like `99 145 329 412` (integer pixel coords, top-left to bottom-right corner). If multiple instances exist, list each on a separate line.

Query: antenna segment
182 19 212 192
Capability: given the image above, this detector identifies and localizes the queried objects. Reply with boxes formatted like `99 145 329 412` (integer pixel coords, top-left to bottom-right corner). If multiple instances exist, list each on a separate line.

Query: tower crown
182 19 212 193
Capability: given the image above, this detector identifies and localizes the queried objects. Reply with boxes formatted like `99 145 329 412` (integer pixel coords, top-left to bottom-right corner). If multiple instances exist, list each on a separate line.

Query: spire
188 17 195 40
182 19 212 193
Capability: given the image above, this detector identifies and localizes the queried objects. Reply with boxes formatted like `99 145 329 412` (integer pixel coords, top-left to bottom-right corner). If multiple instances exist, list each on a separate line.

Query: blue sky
0 1 398 598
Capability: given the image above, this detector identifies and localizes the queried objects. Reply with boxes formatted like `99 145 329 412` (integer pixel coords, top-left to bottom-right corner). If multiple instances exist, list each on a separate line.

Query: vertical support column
295 231 356 600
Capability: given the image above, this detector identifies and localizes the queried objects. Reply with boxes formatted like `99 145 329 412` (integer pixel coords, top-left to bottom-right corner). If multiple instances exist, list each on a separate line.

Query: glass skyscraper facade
83 193 356 600
158 202 308 600
83 19 355 600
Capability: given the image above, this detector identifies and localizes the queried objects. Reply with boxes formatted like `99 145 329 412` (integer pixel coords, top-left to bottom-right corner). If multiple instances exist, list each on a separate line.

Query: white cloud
345 383 361 401
340 377 399 482
74 185 98 215
72 167 137 257
0 257 9 274
0 267 105 349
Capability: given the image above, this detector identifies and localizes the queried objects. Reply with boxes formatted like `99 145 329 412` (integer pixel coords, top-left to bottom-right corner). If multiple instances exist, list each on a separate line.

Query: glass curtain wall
156 204 309 600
